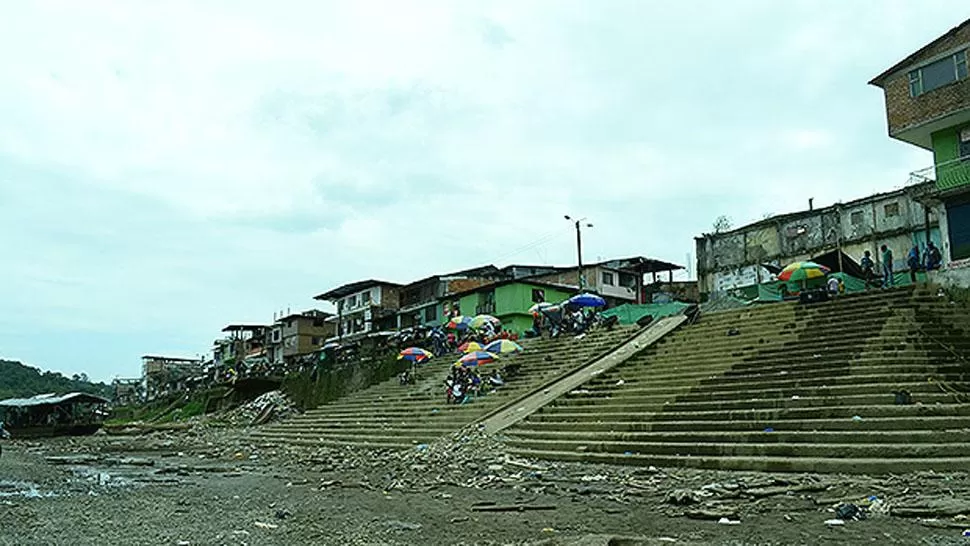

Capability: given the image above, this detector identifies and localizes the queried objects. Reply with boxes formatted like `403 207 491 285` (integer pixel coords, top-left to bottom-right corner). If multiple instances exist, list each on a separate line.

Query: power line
487 226 573 264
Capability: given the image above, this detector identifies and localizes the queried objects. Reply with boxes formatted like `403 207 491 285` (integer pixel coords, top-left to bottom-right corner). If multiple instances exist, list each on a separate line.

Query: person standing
926 241 942 270
0 420 9 458
907 245 921 283
881 245 894 287
861 250 875 289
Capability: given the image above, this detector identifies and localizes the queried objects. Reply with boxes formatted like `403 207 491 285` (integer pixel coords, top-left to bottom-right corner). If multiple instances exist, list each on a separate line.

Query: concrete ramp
478 315 687 434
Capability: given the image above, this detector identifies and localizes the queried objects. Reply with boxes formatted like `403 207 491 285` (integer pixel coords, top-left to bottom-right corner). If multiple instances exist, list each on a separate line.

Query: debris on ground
222 390 299 426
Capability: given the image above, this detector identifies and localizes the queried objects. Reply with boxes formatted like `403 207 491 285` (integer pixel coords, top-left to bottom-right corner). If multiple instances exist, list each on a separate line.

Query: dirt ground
1 427 969 545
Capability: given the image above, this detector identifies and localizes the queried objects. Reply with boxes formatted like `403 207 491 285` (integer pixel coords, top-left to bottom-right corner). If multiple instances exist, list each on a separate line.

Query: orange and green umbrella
777 261 830 283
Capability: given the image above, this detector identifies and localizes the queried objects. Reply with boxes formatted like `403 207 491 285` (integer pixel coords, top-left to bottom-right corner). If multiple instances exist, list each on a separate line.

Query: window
602 271 615 286
961 127 970 160
424 306 437 322
884 202 900 217
311 337 321 346
362 291 371 304
909 49 968 96
351 295 359 308
850 211 864 225
312 318 324 327
618 272 636 288
531 289 545 303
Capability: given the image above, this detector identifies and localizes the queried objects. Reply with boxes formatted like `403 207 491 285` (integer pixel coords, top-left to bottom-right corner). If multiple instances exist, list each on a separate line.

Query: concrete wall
696 185 940 295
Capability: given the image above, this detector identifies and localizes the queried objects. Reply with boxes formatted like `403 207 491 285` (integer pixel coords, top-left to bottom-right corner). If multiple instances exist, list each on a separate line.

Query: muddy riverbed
1 428 969 545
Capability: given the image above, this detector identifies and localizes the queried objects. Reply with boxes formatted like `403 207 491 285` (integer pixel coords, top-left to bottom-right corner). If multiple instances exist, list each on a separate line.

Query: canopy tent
810 249 867 279
598 302 690 326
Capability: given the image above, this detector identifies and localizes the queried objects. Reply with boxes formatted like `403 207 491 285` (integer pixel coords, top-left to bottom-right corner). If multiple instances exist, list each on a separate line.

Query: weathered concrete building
314 280 402 341
870 17 970 286
695 182 940 296
395 265 503 329
267 310 335 364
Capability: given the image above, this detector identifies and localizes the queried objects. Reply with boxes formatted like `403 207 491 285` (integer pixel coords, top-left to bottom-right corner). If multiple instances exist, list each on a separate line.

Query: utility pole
564 215 593 290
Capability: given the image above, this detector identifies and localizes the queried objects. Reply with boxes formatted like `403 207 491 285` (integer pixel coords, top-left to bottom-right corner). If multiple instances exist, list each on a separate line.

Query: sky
0 1 967 382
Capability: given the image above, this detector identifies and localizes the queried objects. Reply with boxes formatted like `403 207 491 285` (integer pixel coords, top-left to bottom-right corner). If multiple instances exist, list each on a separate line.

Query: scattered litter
615 380 625 386
852 416 863 422
824 519 845 526
717 517 741 525
254 522 279 530
835 503 865 521
763 427 774 433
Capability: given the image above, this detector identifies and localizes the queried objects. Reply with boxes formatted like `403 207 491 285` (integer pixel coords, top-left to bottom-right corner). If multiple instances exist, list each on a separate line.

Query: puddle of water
0 479 56 498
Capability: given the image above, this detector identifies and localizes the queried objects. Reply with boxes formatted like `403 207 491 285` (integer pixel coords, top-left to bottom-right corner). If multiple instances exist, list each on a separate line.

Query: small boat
0 392 109 439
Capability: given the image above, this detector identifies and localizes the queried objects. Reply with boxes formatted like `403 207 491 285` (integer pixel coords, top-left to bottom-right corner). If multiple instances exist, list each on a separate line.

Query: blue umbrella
567 293 607 308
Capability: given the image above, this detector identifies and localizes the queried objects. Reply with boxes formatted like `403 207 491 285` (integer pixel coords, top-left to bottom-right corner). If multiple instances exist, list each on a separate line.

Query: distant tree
713 215 733 233
0 360 111 400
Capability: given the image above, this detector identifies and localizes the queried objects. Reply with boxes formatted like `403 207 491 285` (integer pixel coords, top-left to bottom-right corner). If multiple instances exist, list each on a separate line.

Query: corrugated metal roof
0 392 109 408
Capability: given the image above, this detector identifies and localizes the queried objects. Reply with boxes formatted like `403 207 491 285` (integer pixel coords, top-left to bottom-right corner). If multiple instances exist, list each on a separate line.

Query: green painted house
870 18 970 264
446 279 577 335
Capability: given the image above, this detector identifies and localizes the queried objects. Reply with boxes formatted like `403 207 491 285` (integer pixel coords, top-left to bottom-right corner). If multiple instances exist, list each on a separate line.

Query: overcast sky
1 1 966 381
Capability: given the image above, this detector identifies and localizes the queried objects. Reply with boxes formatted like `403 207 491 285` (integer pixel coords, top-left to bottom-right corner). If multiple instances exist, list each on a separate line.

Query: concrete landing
478 315 688 434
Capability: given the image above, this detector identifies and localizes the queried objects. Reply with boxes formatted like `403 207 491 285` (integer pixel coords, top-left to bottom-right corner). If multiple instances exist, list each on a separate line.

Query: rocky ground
2 424 970 545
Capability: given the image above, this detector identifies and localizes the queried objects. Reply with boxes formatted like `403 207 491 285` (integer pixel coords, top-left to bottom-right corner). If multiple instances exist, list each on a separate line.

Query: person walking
881 245 894 288
861 250 875 289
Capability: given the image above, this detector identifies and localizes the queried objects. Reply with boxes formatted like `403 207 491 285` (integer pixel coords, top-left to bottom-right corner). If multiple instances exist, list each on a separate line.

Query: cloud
0 1 967 380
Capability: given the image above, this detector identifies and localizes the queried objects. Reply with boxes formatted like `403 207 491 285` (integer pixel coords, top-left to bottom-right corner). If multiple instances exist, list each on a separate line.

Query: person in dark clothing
0 421 9 458
881 245 894 287
907 245 921 283
860 250 875 288
926 241 942 270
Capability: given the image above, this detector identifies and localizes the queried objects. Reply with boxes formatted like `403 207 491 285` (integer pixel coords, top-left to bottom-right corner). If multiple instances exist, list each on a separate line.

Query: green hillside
0 359 112 401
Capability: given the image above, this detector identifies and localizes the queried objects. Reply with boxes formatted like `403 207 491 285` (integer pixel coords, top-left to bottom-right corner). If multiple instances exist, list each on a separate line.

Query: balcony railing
909 156 970 190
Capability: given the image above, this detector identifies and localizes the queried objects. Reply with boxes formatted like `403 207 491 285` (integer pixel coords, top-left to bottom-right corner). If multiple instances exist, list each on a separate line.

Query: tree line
0 360 112 401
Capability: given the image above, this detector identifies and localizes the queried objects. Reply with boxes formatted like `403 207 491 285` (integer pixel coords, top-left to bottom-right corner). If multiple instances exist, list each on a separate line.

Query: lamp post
564 215 593 290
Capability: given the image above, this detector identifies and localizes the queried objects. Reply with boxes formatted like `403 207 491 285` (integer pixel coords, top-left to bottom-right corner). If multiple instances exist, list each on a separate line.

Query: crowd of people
527 306 619 338
860 241 942 288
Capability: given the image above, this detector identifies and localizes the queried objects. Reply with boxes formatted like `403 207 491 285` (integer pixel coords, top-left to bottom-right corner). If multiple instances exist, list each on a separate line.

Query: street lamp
564 215 593 290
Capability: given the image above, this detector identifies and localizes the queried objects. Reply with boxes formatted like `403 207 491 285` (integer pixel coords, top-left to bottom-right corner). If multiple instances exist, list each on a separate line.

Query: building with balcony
314 280 401 340
213 324 269 369
141 355 204 401
395 265 503 329
524 257 684 305
267 310 335 364
870 18 970 277
448 279 578 335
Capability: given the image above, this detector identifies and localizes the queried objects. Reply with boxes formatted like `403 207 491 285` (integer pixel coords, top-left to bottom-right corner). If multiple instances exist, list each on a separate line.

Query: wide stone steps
505 429 970 445
505 439 970 459
564 381 943 403
253 326 640 447
513 414 970 433
526 402 970 423
506 450 970 474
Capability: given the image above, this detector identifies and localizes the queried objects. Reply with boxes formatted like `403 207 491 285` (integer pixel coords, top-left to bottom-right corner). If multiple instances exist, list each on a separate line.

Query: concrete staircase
251 326 639 450
505 287 970 473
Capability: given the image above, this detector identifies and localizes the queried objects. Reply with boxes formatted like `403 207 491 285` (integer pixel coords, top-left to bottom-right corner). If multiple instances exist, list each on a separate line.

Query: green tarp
599 302 690 325
753 271 930 302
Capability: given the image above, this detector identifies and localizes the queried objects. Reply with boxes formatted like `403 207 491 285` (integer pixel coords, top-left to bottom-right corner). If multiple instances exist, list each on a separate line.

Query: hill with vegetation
0 359 112 401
